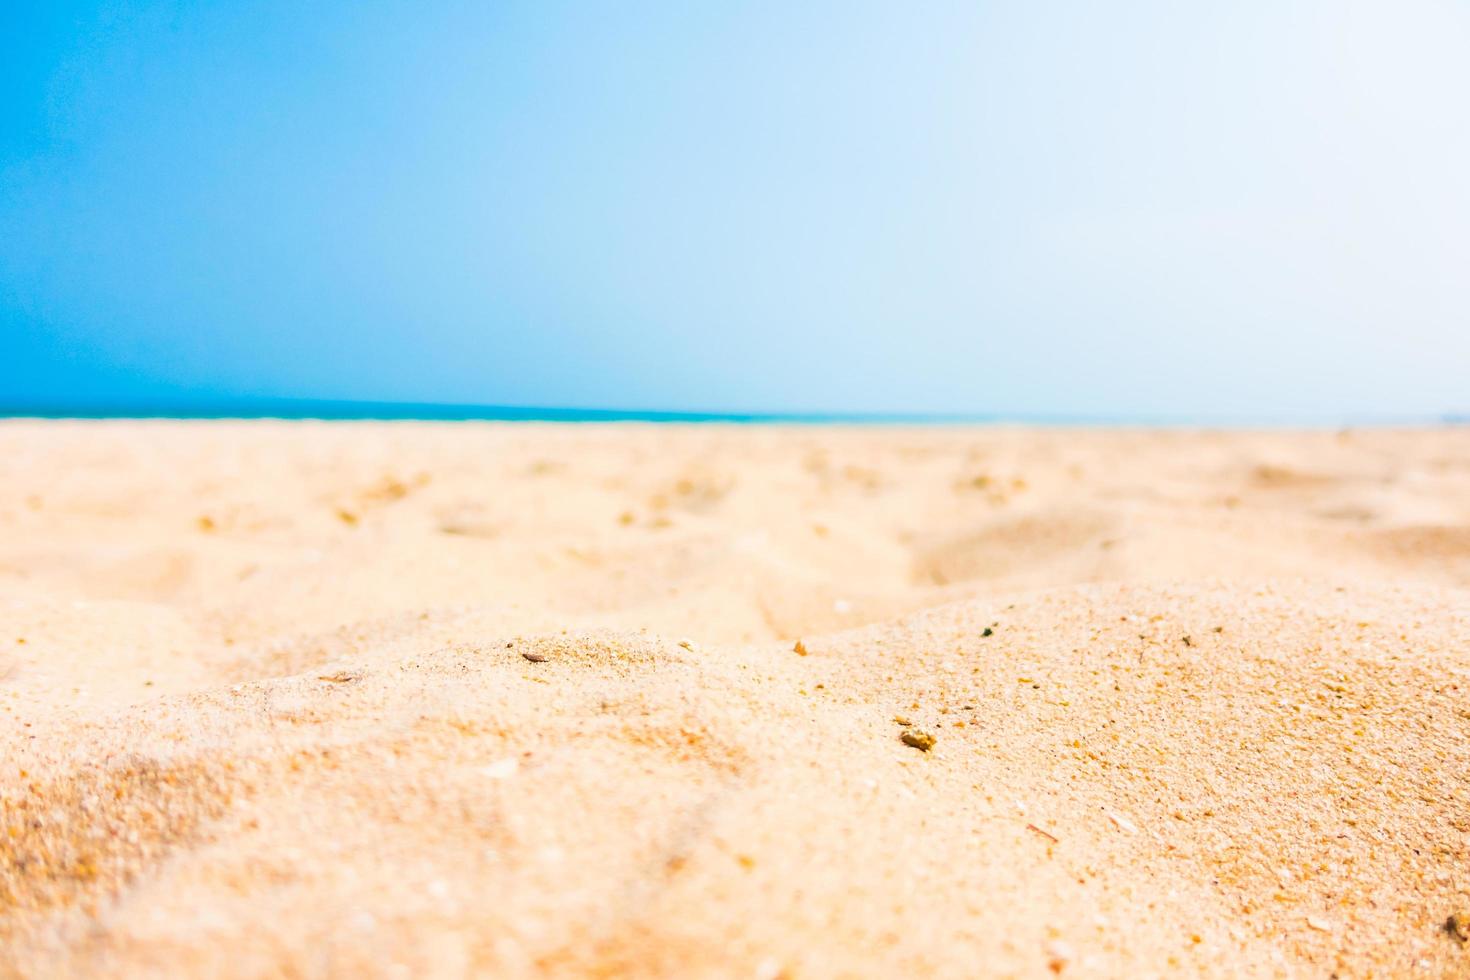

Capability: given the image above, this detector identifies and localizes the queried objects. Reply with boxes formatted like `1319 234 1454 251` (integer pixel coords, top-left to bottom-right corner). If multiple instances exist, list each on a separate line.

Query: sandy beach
1 421 1467 977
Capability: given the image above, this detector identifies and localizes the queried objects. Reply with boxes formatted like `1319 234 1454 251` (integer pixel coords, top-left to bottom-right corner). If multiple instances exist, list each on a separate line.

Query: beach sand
1 421 1467 977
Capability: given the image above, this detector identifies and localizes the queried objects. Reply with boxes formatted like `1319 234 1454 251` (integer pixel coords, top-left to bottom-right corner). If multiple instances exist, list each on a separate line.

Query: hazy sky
3 1 1468 417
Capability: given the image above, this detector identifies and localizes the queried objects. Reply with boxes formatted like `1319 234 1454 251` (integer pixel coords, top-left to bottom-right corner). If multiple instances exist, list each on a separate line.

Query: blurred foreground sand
1 422 1468 977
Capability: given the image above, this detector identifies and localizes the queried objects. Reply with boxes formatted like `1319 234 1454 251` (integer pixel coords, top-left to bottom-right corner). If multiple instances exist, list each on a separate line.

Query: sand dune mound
2 583 1466 977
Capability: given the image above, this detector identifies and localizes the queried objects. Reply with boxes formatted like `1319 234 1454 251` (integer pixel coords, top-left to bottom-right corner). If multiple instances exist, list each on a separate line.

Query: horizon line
1 396 1465 428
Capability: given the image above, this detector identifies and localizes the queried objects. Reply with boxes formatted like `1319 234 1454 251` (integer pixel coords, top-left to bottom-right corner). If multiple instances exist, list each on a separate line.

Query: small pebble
793 639 808 656
1446 912 1469 943
521 652 548 663
901 729 936 751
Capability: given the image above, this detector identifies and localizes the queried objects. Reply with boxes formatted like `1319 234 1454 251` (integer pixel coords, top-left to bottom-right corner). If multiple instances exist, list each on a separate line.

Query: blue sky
2 1 1468 417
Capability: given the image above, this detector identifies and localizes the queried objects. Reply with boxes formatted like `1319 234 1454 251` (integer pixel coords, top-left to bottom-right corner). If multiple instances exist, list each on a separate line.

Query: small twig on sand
1026 823 1059 844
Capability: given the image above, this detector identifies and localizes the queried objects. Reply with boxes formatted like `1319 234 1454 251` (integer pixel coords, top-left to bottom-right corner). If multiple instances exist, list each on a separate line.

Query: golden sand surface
1 421 1468 978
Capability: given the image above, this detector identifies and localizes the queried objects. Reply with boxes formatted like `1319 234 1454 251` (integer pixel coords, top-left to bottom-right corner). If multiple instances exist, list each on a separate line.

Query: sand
1 421 1468 978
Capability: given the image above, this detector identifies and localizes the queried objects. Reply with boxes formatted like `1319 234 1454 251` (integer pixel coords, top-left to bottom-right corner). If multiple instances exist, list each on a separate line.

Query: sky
2 1 1468 419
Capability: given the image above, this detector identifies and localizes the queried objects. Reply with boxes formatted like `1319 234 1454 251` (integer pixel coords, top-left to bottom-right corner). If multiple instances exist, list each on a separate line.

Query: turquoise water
0 397 983 423
0 398 1455 426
